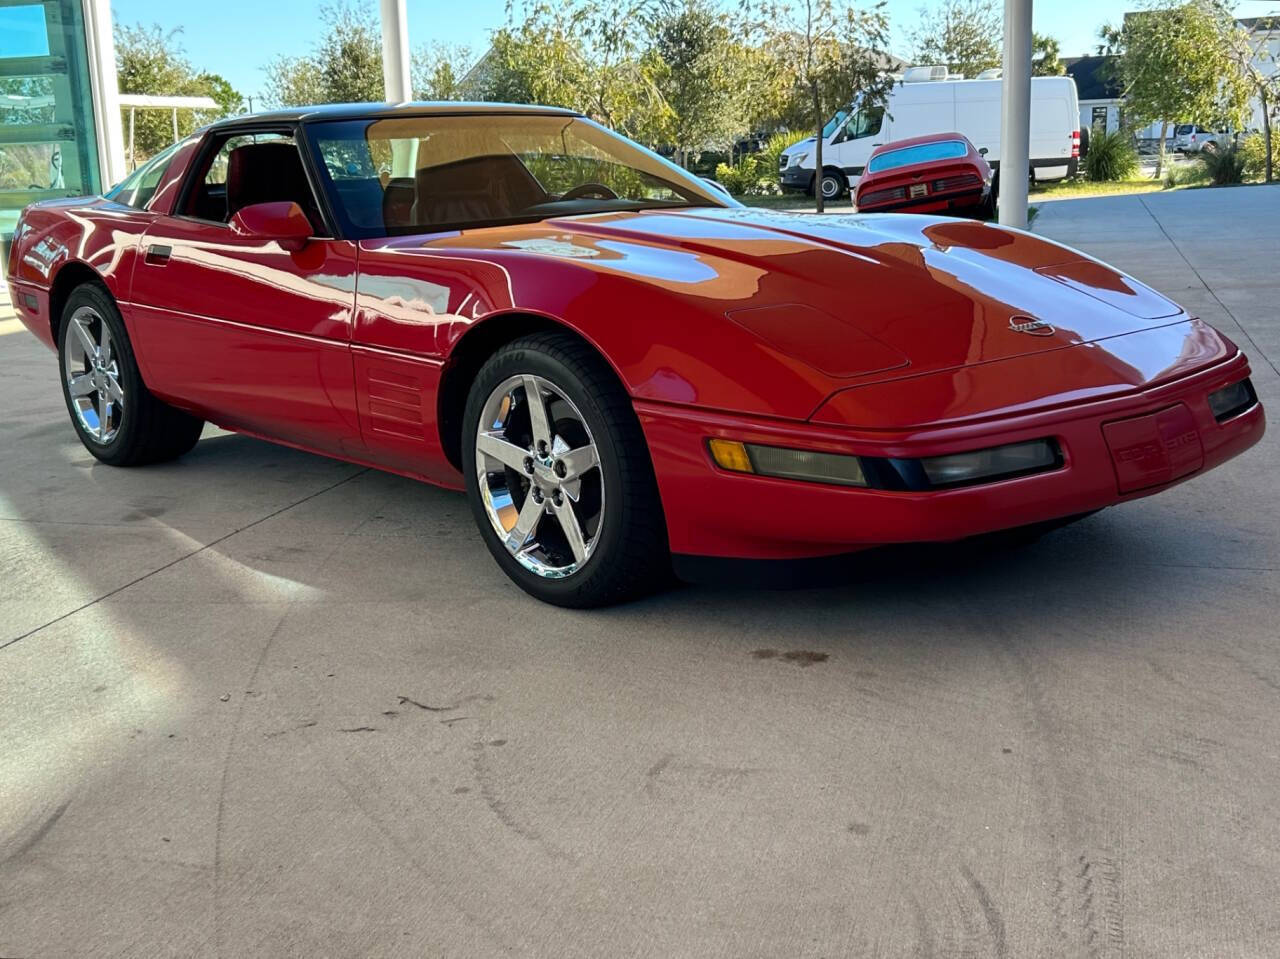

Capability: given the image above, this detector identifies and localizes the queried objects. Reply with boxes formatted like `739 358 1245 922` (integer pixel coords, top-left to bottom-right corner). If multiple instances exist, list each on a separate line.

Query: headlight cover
1207 378 1256 422
918 439 1060 489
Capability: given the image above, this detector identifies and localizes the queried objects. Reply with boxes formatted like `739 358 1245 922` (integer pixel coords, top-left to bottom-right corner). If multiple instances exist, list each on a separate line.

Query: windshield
868 140 969 173
306 113 731 238
822 110 850 139
104 140 184 208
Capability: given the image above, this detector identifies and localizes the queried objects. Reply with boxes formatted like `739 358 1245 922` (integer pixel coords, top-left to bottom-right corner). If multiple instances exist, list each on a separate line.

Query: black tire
819 168 846 201
57 283 204 466
462 332 669 607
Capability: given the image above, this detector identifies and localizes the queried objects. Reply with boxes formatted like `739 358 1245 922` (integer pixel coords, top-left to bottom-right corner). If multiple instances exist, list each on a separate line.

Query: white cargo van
779 74 1080 200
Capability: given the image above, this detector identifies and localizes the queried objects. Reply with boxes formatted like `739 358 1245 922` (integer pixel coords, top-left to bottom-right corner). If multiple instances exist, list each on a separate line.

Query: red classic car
855 133 994 217
5 104 1265 606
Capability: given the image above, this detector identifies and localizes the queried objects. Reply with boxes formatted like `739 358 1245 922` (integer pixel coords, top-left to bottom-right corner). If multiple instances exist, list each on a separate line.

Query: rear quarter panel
7 198 152 349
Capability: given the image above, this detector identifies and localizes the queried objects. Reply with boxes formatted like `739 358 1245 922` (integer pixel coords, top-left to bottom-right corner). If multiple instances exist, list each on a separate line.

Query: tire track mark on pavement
960 864 1007 959
952 591 1127 959
208 471 370 957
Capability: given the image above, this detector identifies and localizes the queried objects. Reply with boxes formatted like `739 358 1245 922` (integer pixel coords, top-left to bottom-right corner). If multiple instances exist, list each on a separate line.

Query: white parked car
1173 124 1231 154
779 71 1081 200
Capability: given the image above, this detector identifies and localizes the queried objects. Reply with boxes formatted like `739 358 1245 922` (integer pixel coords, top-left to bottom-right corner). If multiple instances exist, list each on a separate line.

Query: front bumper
637 351 1264 560
779 166 813 192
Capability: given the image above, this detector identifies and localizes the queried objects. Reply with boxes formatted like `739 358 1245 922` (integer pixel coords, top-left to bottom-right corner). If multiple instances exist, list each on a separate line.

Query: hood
403 206 1191 420
545 206 1181 369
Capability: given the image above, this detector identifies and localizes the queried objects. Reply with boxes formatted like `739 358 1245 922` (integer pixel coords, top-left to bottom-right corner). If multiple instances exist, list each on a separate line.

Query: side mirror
229 201 313 251
978 147 989 156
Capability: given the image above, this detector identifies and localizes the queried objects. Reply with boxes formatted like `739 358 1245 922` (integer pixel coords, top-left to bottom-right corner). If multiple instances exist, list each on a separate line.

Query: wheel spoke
72 318 97 360
558 443 598 481
96 391 111 437
476 431 529 472
553 499 588 565
522 375 552 448
105 375 125 406
68 373 96 397
504 491 544 552
99 327 113 367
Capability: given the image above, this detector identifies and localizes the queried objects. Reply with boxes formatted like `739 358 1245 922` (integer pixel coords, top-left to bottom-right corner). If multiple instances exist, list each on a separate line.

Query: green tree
751 0 895 212
726 38 809 134
1107 1 1252 178
263 1 384 106
114 24 242 165
1032 32 1065 76
478 7 595 111
477 1 670 144
910 0 1000 78
1224 15 1279 182
412 43 476 100
649 0 746 166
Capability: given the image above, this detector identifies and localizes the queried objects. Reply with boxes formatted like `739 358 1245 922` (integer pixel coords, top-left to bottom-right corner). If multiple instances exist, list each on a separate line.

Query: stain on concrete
751 648 829 666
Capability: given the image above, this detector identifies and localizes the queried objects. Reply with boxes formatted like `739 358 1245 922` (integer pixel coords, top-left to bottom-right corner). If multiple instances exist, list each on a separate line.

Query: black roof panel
209 101 582 128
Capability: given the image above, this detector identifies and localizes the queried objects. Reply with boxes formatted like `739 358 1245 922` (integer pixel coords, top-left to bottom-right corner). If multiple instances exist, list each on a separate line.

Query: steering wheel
560 182 618 201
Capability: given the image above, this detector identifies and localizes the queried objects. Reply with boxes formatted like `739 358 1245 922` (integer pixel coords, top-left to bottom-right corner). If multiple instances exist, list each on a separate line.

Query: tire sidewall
462 341 631 604
58 285 142 465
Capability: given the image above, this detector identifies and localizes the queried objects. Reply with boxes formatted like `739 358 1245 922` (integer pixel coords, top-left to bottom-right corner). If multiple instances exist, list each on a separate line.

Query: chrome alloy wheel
63 305 125 444
474 374 604 579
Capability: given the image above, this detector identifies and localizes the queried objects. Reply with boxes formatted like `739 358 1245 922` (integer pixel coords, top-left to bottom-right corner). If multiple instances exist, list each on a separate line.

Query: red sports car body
5 104 1265 606
856 132 993 216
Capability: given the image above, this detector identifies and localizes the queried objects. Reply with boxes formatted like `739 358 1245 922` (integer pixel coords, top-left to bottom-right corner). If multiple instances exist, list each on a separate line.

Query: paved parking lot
2 185 1278 958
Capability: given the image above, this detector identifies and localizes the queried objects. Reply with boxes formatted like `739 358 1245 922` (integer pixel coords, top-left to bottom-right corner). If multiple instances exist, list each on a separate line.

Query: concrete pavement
2 185 1279 958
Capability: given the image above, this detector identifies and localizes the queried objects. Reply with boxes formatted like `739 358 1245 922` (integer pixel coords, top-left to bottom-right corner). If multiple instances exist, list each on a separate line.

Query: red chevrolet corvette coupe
5 103 1265 606
855 133 993 217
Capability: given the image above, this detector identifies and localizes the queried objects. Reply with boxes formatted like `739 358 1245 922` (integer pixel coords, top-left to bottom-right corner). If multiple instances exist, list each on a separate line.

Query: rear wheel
57 284 204 466
463 333 668 607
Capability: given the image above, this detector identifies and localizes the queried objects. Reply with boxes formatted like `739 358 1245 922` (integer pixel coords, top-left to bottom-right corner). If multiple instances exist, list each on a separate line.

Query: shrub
1163 161 1209 189
1083 130 1139 181
711 132 797 196
714 152 778 196
757 132 796 181
1199 144 1247 185
1240 133 1279 181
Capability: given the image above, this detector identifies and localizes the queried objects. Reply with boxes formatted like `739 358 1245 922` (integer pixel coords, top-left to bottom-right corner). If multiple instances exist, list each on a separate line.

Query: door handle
145 244 171 266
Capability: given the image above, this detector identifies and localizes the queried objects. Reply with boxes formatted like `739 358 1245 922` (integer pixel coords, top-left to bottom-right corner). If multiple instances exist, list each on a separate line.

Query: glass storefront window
1 1 103 240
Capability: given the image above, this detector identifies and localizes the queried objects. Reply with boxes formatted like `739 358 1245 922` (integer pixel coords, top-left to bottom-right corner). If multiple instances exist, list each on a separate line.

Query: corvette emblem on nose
1009 315 1055 337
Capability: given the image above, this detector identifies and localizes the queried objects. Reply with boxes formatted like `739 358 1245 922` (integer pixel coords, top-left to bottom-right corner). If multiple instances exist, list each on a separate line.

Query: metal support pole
172 107 179 143
83 0 127 188
998 0 1032 229
127 107 135 171
379 0 412 102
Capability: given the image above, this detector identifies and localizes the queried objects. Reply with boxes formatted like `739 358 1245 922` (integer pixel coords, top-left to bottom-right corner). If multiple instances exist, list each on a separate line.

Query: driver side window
183 130 324 233
840 106 884 141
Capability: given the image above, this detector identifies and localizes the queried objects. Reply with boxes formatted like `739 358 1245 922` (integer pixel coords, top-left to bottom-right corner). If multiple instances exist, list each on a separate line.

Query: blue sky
97 0 1280 101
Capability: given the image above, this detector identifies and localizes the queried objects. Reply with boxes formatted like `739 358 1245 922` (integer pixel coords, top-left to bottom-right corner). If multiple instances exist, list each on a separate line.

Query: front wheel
462 332 669 607
819 169 846 200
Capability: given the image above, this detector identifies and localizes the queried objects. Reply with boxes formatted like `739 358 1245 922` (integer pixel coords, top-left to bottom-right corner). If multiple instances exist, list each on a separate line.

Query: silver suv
1174 124 1231 154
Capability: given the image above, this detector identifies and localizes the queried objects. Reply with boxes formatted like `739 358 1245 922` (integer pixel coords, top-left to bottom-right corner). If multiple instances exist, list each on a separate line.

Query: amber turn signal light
707 438 753 473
